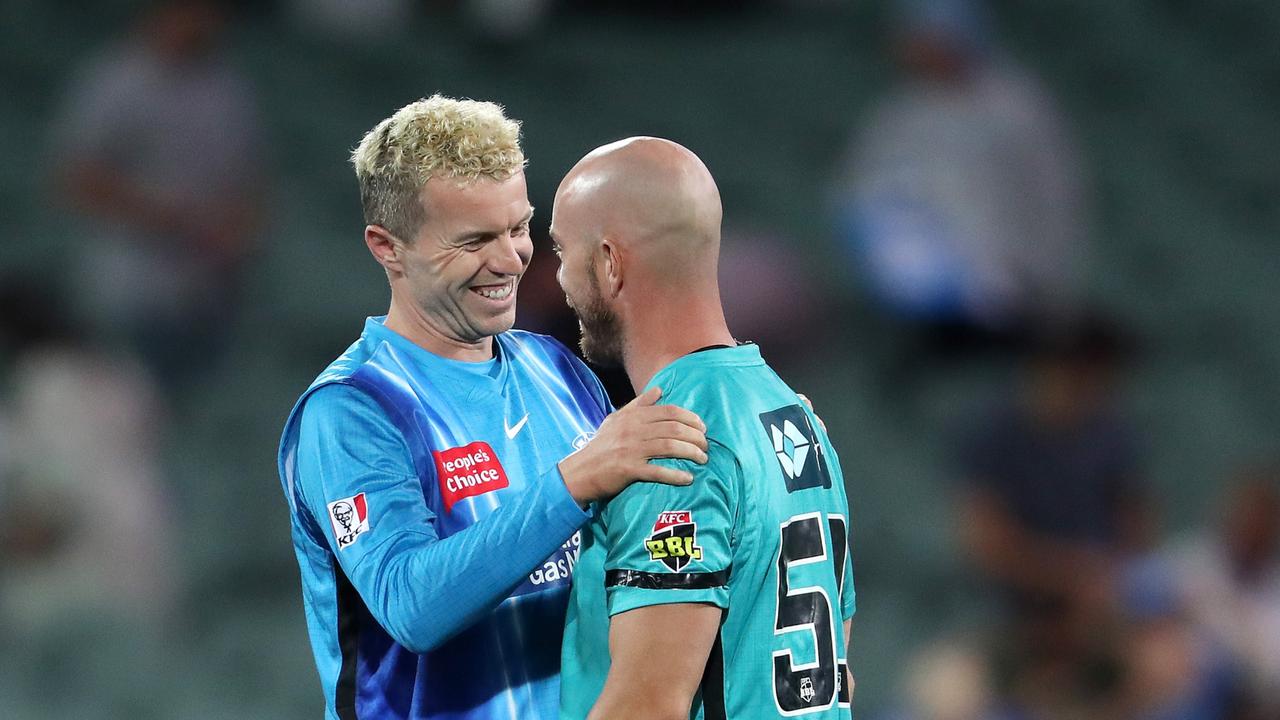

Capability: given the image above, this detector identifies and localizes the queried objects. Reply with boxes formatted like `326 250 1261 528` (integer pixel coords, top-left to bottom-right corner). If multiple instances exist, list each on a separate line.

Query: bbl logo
645 510 704 572
758 404 830 493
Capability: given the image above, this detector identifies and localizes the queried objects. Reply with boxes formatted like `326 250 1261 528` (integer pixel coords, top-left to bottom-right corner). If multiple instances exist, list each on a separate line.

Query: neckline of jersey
363 316 509 387
646 343 764 390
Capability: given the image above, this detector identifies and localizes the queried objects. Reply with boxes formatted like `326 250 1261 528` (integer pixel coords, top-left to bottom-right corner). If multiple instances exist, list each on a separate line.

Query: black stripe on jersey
605 569 729 590
334 568 361 720
698 616 727 720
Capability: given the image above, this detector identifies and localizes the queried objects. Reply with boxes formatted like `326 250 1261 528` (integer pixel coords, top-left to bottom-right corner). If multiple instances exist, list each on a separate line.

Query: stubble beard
574 265 624 367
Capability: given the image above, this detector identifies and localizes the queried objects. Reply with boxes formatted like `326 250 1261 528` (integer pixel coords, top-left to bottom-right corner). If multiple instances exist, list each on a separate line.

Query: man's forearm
361 464 587 652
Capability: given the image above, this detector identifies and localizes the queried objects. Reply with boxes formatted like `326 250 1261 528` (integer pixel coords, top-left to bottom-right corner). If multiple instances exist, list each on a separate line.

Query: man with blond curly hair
278 96 708 720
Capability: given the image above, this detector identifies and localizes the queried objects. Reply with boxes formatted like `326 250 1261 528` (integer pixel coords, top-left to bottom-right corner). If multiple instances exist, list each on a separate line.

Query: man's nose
488 231 531 275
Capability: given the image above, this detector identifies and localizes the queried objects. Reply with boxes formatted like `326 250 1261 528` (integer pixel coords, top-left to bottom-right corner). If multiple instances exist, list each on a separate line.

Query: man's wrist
558 452 594 507
536 462 593 529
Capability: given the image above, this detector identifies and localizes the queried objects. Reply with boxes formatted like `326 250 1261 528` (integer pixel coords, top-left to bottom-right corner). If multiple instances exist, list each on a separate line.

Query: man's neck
621 292 735 395
384 295 494 362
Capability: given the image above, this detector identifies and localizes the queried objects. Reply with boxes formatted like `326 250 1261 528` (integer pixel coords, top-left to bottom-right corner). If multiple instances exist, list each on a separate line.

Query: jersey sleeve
296 383 434 565
294 383 589 652
600 439 739 616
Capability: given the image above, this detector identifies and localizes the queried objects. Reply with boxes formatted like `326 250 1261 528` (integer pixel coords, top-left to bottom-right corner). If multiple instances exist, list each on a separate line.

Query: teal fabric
561 345 855 719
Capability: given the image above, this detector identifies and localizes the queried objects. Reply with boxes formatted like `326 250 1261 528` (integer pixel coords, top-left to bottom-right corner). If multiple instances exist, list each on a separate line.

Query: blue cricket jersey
278 317 611 720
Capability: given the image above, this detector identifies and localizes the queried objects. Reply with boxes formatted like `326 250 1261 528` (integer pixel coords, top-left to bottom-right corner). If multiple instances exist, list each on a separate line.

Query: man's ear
365 225 403 275
600 238 623 298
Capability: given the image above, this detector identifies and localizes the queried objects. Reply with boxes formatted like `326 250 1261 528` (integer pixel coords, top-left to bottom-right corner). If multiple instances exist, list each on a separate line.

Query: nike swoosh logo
505 414 529 439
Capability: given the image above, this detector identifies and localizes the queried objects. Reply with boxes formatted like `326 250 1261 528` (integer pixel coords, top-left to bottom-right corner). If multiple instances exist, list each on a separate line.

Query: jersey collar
362 316 511 390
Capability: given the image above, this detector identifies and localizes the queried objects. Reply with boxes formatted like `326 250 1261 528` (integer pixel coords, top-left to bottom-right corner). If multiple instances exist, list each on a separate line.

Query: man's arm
843 618 855 704
589 603 723 720
578 438 738 718
294 384 707 653
586 575 856 719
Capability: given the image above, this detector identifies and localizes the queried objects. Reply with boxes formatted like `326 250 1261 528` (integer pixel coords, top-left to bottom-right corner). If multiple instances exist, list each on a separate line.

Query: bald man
552 138 856 720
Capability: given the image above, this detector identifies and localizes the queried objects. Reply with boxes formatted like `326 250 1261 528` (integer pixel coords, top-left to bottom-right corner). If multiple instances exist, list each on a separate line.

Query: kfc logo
433 441 510 512
327 492 370 550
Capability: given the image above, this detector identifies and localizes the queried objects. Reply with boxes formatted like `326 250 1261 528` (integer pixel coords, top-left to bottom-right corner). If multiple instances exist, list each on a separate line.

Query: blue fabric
279 317 611 720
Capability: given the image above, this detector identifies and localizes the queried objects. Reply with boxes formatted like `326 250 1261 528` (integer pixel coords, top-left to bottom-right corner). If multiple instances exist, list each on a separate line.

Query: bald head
552 137 736 374
553 137 722 282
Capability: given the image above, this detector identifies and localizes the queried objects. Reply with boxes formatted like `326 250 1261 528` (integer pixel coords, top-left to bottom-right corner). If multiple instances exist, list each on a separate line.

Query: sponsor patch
645 510 704 572
327 492 370 550
433 441 509 512
758 404 831 493
525 531 582 590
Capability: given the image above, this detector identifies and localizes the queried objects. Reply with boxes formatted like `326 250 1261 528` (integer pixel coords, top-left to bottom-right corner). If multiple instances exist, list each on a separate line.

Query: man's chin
499 301 522 323
472 309 517 340
579 332 621 367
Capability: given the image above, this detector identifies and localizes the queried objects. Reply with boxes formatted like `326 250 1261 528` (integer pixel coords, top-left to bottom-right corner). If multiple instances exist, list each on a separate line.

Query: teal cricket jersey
561 344 855 720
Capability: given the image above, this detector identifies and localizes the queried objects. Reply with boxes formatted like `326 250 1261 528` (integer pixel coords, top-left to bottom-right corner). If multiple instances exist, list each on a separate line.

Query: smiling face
395 170 534 350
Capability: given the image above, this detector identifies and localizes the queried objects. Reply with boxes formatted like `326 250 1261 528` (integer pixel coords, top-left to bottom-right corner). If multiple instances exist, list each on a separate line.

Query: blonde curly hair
351 94 526 240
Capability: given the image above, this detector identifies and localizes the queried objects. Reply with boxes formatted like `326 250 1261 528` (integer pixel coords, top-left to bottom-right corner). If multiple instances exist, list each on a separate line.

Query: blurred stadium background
1 0 1277 718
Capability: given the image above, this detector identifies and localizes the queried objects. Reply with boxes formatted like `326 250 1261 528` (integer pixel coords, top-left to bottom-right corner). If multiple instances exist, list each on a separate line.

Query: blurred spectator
955 317 1146 716
53 0 266 387
834 0 1087 343
0 281 178 637
958 318 1146 606
1169 466 1280 716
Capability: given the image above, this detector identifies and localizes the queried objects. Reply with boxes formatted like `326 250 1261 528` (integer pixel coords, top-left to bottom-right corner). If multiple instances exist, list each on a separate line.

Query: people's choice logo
433 441 509 512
